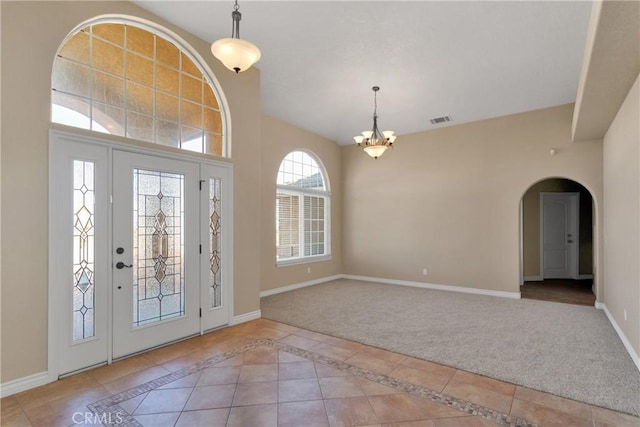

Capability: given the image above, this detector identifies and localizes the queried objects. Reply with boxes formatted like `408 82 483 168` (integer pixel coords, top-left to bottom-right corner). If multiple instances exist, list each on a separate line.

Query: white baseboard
594 301 605 309
597 303 640 372
2 312 261 397
342 275 521 300
260 275 342 298
231 310 261 325
261 274 522 301
0 371 50 398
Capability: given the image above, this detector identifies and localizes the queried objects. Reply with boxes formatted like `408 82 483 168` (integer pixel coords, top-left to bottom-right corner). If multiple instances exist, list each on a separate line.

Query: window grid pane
276 193 300 259
304 196 325 256
276 151 325 190
52 23 225 156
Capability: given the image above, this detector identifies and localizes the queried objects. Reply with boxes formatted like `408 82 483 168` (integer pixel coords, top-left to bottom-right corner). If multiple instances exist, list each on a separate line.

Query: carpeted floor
261 279 640 416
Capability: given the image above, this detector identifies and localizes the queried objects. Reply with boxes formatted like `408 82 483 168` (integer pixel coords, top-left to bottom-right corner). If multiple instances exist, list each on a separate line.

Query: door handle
115 261 133 269
567 240 574 243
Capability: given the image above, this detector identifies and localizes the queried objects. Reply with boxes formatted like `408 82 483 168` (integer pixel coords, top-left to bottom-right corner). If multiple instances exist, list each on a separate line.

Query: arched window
276 151 330 264
52 20 227 156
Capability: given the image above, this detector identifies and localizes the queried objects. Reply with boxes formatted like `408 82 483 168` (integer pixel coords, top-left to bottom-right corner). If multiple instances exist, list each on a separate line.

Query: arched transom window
52 20 226 156
276 151 331 265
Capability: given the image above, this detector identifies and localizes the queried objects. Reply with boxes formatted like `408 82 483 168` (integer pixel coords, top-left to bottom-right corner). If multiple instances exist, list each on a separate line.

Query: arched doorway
520 178 595 305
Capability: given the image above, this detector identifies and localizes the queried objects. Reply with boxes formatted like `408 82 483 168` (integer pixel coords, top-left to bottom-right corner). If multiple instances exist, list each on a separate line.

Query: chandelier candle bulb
354 86 397 159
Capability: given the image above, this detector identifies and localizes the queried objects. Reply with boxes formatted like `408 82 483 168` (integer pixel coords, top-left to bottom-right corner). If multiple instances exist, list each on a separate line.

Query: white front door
541 192 579 279
112 151 201 358
50 131 232 375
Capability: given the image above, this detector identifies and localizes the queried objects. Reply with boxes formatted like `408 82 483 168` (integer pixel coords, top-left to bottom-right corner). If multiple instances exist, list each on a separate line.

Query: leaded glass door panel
112 151 200 358
200 163 232 331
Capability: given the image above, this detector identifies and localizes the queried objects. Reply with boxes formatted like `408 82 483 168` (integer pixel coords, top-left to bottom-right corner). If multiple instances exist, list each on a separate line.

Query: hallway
521 279 596 306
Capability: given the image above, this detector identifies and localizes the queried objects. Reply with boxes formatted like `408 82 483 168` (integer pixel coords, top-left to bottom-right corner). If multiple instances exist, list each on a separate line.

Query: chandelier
353 86 396 159
211 0 261 73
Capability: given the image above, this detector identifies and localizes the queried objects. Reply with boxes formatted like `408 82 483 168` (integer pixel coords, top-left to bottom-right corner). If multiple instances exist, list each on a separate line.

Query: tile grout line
86 338 537 427
440 366 457 394
311 356 332 426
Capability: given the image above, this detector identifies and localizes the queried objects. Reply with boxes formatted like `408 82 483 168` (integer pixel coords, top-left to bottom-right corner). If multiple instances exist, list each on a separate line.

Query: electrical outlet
624 309 627 321
422 268 428 276
307 267 311 274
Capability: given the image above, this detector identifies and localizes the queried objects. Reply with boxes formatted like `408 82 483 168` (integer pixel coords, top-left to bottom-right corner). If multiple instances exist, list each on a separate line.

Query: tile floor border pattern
86 341 263 427
87 339 536 427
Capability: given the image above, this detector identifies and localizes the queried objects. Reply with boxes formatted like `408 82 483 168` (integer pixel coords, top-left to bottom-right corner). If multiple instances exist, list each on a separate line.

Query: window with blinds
276 151 330 265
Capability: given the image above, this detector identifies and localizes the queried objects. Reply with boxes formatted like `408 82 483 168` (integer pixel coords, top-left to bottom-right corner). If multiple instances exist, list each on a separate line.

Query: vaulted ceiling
134 1 592 145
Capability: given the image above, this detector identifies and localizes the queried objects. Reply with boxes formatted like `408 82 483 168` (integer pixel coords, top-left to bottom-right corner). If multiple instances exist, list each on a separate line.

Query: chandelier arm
374 90 378 116
371 114 380 145
371 87 384 144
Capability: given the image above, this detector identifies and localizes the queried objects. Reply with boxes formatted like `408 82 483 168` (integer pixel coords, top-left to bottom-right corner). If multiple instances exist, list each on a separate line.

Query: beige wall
0 1 262 383
342 104 603 294
522 179 593 278
260 116 342 293
603 73 640 355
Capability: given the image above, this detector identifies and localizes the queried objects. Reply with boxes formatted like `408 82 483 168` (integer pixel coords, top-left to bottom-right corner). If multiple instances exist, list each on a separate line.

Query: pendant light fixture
353 86 396 159
211 0 261 73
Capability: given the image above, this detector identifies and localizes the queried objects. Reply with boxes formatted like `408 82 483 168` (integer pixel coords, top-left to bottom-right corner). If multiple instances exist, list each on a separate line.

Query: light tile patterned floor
2 319 639 427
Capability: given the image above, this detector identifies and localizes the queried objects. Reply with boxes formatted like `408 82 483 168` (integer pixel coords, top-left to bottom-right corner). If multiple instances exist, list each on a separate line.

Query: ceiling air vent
430 115 451 125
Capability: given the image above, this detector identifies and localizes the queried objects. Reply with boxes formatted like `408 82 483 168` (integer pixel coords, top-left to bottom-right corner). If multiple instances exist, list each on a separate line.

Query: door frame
47 128 234 381
539 192 580 280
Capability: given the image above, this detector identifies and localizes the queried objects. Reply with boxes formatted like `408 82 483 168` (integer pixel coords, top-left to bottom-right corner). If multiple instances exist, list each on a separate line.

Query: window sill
276 255 332 268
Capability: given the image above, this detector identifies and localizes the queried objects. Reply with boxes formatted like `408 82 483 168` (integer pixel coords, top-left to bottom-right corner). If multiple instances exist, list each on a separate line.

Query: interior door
542 193 579 279
112 151 200 358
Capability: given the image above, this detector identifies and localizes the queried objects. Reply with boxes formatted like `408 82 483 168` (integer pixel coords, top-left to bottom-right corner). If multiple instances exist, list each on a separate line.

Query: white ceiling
133 1 592 145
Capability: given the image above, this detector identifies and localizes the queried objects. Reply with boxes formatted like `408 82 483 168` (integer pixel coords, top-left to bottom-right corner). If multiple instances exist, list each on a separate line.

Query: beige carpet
261 279 640 416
